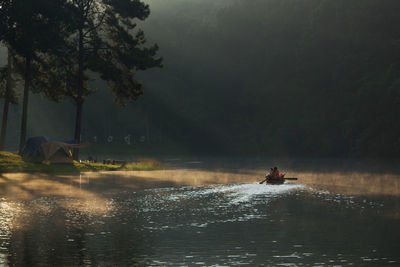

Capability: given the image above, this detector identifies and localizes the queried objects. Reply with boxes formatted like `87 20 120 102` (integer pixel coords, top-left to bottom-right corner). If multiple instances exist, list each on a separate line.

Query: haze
1 0 399 158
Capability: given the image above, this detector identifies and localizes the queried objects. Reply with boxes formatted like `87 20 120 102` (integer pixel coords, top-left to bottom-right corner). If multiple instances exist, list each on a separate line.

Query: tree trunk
145 112 150 144
18 56 31 154
73 101 83 159
0 48 13 151
0 99 10 151
73 24 84 160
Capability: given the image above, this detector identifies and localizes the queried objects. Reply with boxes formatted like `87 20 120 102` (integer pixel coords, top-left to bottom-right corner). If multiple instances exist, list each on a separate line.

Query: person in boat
271 167 282 179
267 168 274 177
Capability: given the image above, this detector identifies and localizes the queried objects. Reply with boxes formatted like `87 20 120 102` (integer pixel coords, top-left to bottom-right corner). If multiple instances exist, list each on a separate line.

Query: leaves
62 0 162 105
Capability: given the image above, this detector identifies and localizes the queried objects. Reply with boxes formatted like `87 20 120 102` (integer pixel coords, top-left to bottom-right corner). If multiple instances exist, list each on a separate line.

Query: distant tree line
132 0 400 158
0 0 162 158
196 0 400 157
1 0 399 158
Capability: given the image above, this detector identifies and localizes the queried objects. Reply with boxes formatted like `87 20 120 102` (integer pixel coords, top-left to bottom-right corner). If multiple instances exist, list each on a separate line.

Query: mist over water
1 0 399 264
1 161 400 266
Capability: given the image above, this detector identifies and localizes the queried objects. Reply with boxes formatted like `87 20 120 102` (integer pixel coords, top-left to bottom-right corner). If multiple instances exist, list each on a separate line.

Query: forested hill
1 0 400 157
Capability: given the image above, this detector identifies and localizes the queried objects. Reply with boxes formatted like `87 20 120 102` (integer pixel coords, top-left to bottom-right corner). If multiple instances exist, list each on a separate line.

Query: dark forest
1 0 400 158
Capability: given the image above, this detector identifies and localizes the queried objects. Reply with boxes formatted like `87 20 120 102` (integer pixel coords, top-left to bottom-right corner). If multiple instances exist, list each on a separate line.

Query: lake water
1 162 400 266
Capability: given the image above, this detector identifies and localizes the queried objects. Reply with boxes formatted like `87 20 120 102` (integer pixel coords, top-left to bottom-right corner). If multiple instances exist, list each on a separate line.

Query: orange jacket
271 169 280 178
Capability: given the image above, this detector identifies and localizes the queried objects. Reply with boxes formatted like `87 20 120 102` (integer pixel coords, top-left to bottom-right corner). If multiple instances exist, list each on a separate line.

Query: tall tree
0 0 71 153
62 0 162 159
0 46 18 150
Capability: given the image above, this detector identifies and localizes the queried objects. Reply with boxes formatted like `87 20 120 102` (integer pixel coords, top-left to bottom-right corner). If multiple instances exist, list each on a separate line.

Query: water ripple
123 183 306 231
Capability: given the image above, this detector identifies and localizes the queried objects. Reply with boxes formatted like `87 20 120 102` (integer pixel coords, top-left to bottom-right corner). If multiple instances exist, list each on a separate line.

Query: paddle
259 172 275 184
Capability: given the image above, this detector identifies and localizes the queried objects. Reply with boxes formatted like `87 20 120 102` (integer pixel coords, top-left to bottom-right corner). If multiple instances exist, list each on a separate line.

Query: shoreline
0 151 166 174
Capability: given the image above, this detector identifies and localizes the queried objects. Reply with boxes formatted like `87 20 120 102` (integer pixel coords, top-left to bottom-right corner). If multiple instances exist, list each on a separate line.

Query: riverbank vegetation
0 151 166 173
0 0 162 159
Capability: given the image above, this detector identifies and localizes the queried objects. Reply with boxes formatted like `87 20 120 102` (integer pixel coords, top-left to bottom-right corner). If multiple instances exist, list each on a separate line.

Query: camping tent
41 141 74 163
20 136 52 160
21 136 88 163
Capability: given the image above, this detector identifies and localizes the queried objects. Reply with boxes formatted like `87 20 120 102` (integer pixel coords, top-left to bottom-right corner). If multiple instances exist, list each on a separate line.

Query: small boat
266 176 285 185
260 175 298 185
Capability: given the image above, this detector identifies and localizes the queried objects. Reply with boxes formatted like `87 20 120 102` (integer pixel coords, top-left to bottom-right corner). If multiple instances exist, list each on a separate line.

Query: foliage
38 0 164 159
0 0 74 152
0 0 162 156
0 0 69 58
0 52 18 104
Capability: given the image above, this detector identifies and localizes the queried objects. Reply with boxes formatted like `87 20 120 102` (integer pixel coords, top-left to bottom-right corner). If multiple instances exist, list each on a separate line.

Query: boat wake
207 183 305 205
130 183 306 230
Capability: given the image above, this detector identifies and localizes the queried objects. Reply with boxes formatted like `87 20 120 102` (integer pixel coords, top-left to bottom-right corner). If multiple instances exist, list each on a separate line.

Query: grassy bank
0 151 166 174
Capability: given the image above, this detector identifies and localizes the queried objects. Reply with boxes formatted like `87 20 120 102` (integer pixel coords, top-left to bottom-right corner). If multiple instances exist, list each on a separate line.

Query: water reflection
0 166 400 266
0 200 17 265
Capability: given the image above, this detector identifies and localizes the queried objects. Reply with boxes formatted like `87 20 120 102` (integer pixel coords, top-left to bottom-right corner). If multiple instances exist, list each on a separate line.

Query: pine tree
0 46 19 150
0 0 72 153
61 0 163 159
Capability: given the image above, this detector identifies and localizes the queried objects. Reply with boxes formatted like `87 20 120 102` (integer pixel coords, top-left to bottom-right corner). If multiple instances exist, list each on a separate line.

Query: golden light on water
1 170 399 200
0 200 22 265
0 169 400 266
291 171 400 196
0 168 399 237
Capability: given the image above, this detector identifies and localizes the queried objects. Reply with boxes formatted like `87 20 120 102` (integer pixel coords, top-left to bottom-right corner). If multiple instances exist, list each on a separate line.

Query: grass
122 159 165 171
0 151 167 174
